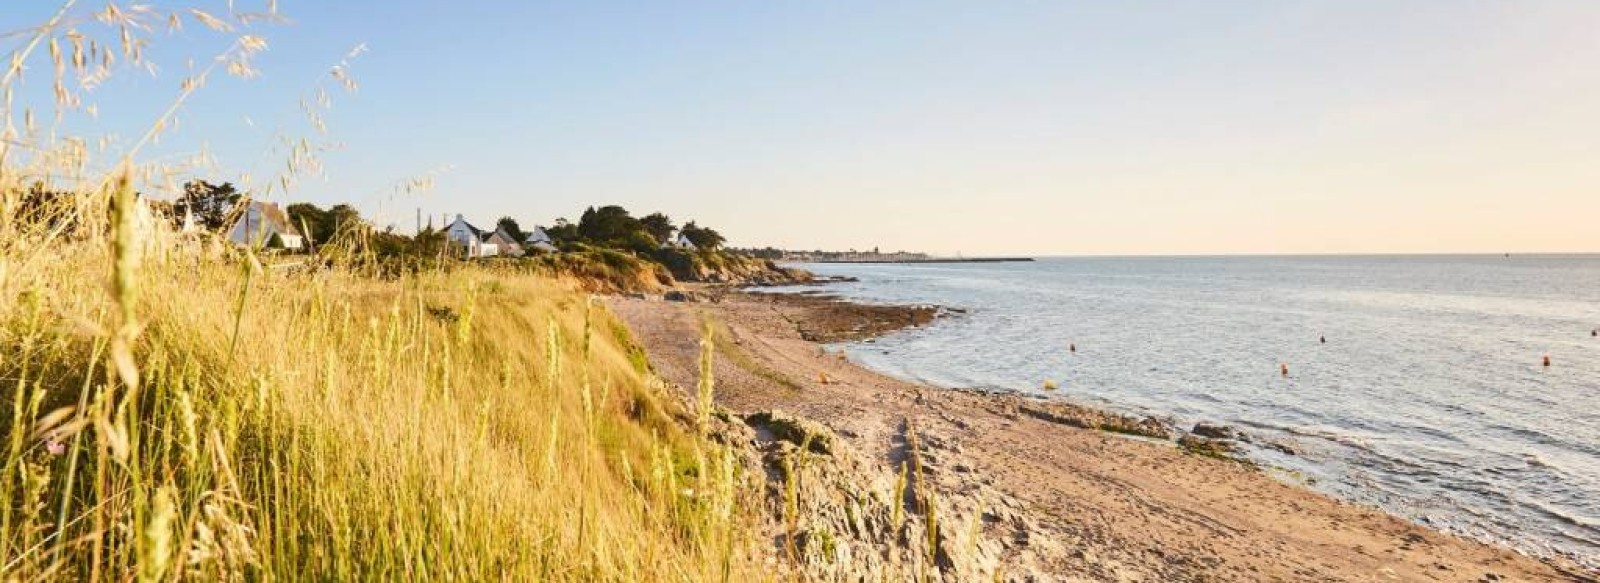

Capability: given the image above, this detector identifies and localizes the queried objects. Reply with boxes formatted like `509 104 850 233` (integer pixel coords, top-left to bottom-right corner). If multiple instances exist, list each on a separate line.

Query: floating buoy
1592 328 1597 337
1069 343 1076 354
1042 379 1059 391
1280 363 1290 376
1319 335 1326 344
1542 355 1551 367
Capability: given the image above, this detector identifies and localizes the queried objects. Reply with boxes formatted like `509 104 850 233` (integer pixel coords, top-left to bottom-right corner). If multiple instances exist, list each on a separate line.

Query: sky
6 1 1600 255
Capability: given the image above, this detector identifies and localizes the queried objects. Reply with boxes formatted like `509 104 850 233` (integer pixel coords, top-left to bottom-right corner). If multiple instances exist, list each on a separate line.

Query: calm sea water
778 255 1600 567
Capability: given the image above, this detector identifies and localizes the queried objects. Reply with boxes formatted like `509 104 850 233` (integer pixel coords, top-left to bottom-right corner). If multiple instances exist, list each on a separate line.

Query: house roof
448 214 485 236
525 225 553 244
485 228 521 246
229 200 301 237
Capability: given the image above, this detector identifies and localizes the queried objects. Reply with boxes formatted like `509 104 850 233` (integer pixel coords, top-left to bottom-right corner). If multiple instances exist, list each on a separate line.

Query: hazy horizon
10 1 1600 256
837 251 1600 259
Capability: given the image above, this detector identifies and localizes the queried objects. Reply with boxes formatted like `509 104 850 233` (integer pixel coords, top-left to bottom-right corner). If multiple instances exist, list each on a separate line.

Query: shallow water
773 255 1600 567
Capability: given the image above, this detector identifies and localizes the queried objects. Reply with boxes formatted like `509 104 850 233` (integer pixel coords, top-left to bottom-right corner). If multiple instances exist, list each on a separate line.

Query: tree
496 216 525 240
576 205 645 244
678 221 726 249
177 180 242 230
286 203 329 243
326 204 363 241
639 212 675 244
545 218 578 243
283 203 364 245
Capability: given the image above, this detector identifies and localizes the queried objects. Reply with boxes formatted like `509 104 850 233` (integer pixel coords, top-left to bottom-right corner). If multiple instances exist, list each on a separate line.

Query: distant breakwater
797 257 1034 264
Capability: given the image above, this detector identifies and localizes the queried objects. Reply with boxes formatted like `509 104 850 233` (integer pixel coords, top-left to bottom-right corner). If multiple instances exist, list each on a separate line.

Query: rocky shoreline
608 288 1592 581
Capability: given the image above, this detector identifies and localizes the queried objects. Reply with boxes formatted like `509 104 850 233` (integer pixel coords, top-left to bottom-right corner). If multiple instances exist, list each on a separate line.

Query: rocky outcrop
663 290 706 302
1191 422 1237 440
708 410 1062 582
661 250 814 285
1011 399 1172 440
740 292 941 343
1178 435 1241 461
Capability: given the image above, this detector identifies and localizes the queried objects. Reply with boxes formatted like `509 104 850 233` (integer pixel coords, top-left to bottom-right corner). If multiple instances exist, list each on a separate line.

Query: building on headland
444 214 563 257
224 200 305 250
662 232 697 250
523 225 559 253
485 226 524 257
444 214 499 258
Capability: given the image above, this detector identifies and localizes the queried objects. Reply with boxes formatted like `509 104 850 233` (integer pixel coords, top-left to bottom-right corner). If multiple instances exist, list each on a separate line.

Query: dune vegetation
0 217 769 581
0 3 765 580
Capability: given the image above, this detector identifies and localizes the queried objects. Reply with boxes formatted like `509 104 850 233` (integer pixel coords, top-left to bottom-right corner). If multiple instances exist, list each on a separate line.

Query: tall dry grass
1 2 764 580
3 249 765 580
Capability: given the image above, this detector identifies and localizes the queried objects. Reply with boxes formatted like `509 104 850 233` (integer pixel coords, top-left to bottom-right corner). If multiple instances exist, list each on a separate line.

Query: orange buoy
1542 355 1551 367
1280 363 1289 376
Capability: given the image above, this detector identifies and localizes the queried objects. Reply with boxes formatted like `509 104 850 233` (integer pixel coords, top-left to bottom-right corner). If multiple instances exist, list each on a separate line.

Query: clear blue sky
8 1 1600 255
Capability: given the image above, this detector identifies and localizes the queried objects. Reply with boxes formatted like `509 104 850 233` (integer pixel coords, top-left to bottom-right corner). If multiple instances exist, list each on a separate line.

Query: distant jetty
778 250 1033 264
799 257 1034 264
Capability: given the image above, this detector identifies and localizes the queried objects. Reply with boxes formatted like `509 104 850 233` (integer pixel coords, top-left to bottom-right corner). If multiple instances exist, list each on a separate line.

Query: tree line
174 181 730 258
485 205 725 253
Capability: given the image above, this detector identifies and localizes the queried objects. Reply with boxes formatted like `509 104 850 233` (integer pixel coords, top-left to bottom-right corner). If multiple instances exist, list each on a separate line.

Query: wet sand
609 290 1591 582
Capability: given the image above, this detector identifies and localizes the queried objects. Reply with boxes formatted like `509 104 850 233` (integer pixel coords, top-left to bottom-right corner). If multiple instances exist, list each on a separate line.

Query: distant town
732 247 1034 264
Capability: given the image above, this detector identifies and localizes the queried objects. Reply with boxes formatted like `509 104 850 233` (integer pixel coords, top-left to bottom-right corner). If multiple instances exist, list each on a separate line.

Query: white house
523 225 559 253
662 232 697 250
224 200 304 250
444 214 499 258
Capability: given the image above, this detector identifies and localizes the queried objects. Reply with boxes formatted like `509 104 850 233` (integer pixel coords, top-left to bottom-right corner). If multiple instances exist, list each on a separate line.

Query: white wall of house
489 229 523 257
227 203 304 249
444 215 496 257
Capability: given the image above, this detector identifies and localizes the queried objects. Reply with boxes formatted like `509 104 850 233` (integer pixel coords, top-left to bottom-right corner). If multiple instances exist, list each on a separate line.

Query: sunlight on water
772 255 1600 567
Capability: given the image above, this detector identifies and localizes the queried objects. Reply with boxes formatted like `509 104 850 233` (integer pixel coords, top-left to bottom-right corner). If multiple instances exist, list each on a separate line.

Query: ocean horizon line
789 251 1600 261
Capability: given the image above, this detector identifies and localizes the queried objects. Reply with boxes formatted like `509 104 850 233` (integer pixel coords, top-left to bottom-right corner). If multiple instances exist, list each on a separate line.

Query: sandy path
609 291 1589 582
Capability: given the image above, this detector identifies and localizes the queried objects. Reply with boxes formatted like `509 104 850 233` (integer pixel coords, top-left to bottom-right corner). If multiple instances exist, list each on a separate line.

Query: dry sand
609 289 1592 582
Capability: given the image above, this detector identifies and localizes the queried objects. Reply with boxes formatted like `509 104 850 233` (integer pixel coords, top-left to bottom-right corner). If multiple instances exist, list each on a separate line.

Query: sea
771 255 1599 568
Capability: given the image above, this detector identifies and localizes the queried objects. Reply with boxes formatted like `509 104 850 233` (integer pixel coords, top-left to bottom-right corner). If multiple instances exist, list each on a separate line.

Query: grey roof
485 228 521 246
231 200 301 237
524 225 553 244
450 215 485 236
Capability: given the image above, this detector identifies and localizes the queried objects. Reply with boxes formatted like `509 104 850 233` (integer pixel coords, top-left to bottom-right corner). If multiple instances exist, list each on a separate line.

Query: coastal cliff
519 248 812 294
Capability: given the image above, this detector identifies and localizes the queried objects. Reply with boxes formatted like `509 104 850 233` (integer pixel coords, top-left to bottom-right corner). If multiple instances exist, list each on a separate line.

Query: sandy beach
609 288 1592 582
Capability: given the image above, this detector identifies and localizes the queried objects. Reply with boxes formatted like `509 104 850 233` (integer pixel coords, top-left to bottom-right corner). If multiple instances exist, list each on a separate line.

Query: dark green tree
678 221 726 249
639 212 675 244
576 205 645 244
545 218 579 243
496 216 526 240
326 204 363 240
177 180 241 230
286 203 329 243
